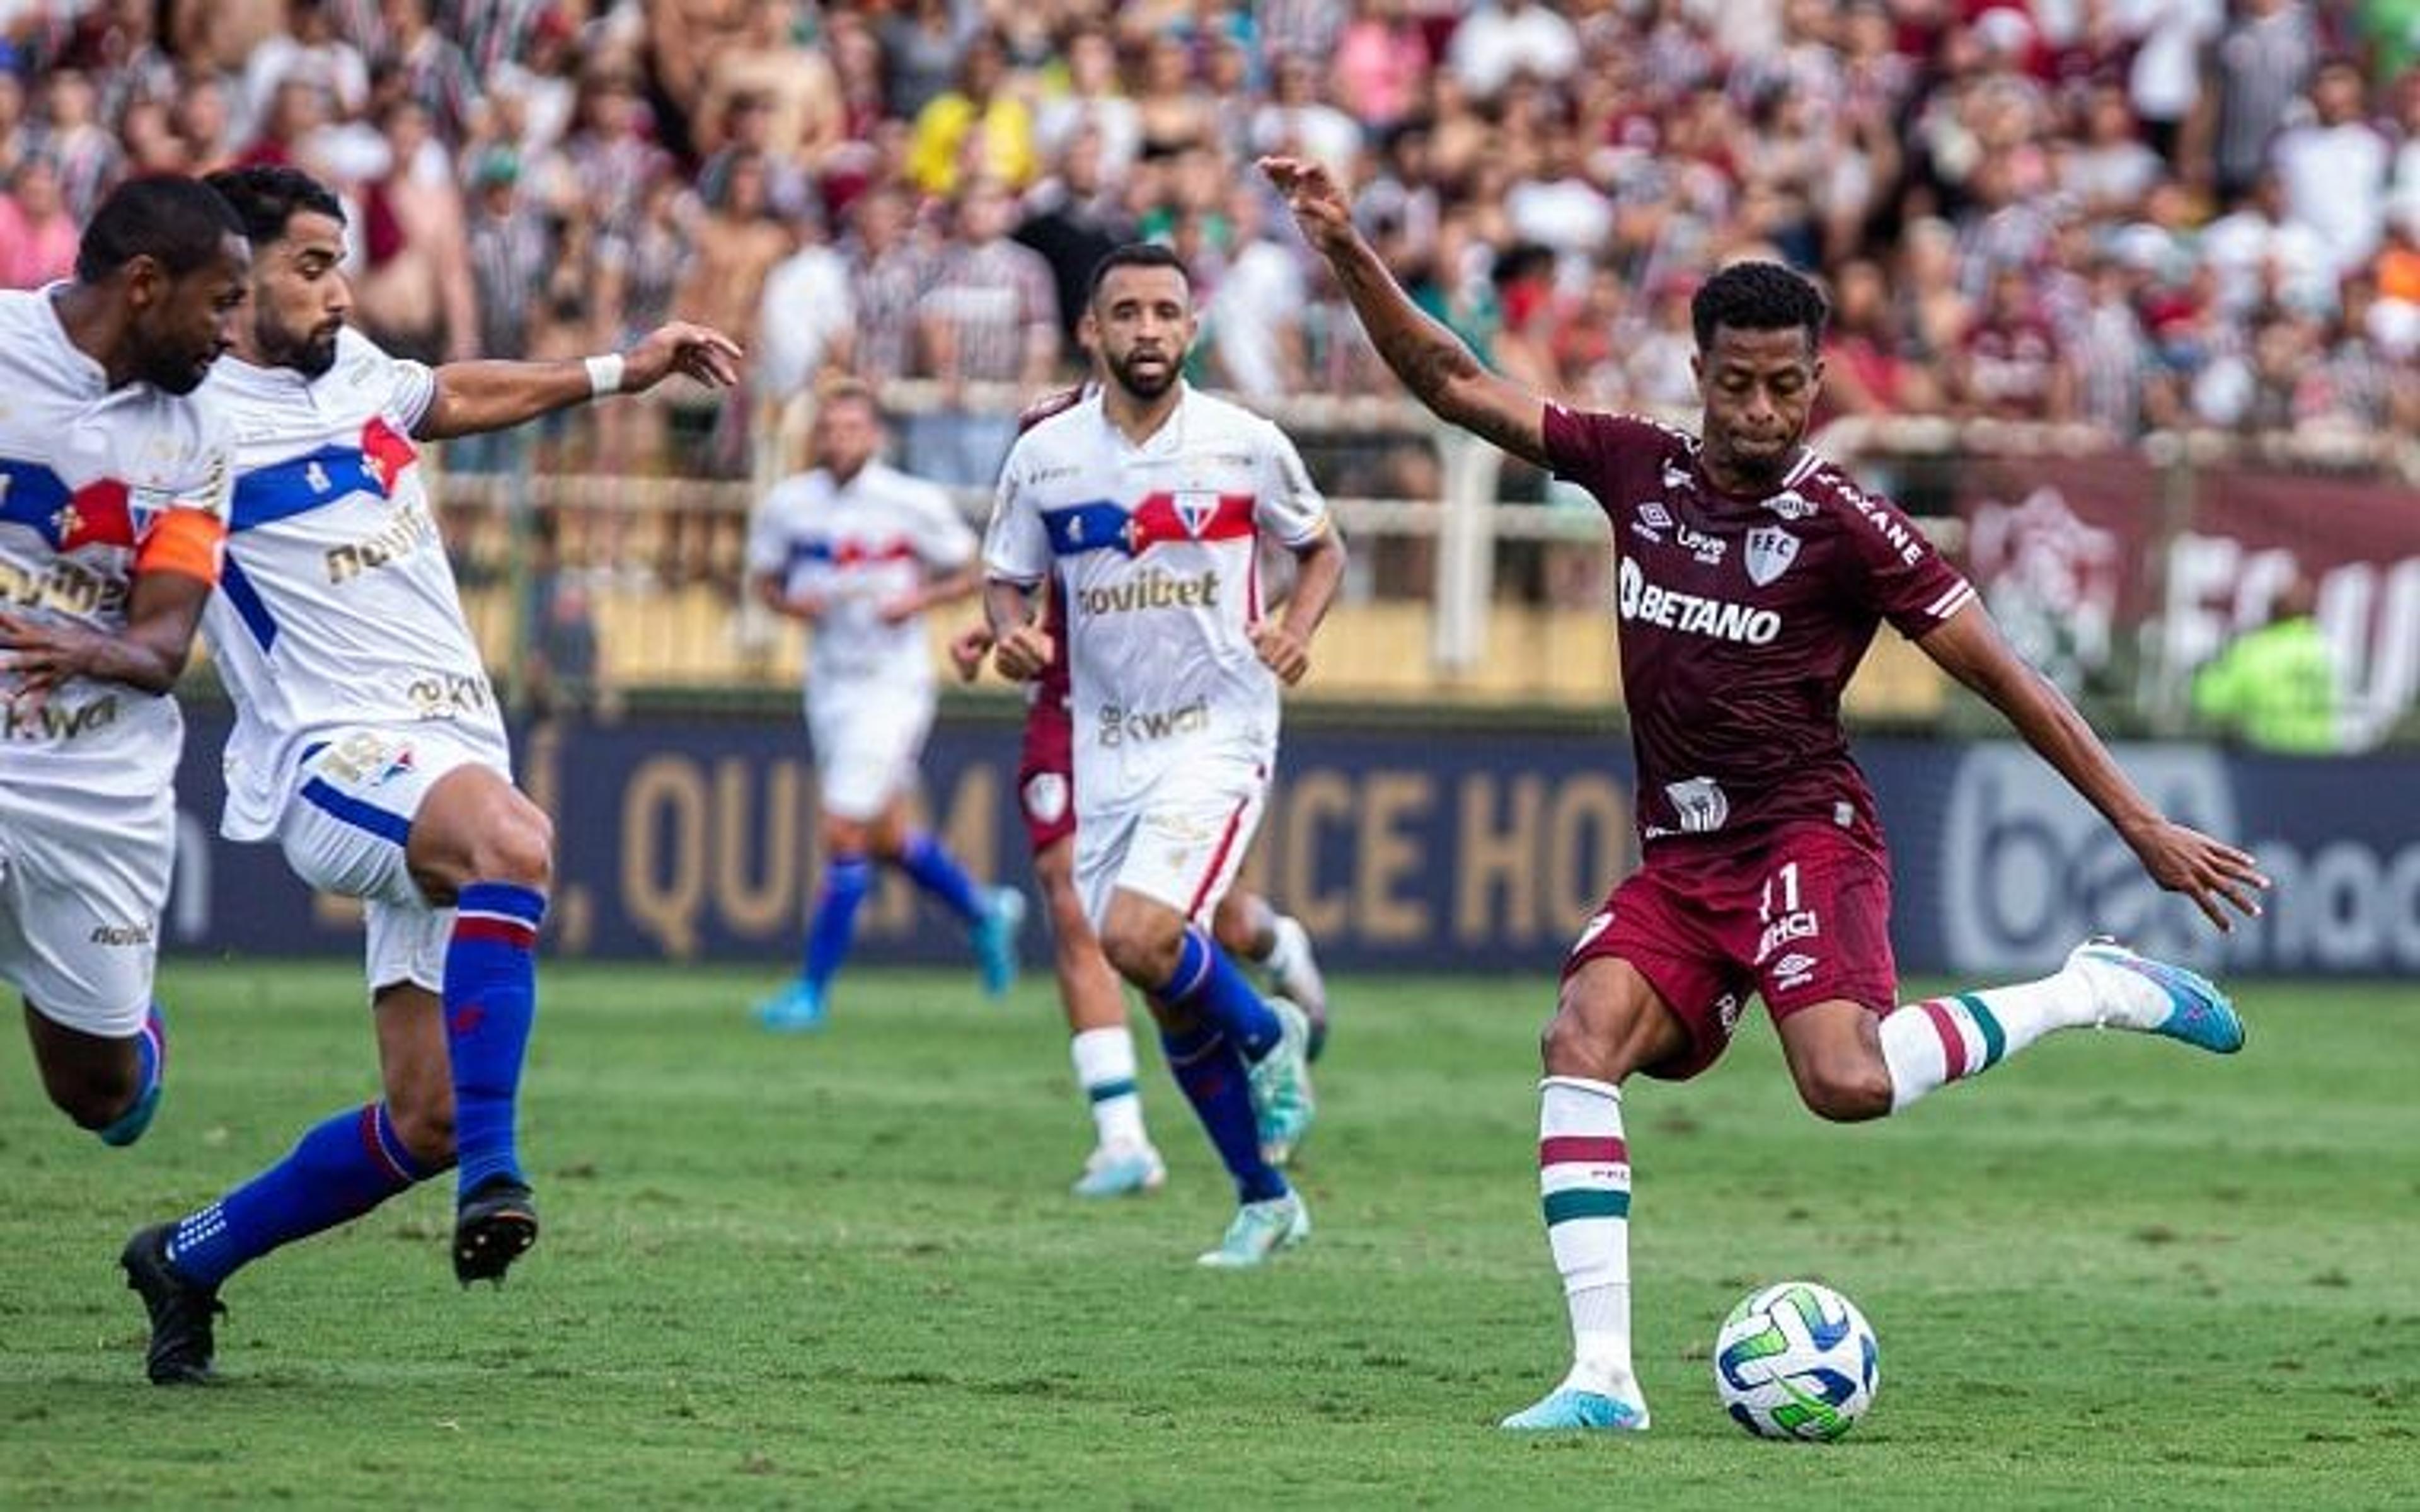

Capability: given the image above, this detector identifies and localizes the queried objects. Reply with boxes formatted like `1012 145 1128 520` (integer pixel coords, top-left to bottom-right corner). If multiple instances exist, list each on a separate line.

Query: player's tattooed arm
1919 602 2270 931
1260 154 1550 468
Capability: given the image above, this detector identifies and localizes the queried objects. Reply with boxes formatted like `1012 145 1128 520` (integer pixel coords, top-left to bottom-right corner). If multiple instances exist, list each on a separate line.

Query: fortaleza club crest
1744 525 1799 586
1173 490 1219 538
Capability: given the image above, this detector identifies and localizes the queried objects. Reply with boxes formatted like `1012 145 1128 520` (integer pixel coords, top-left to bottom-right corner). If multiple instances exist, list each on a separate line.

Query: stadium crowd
1 0 2416 477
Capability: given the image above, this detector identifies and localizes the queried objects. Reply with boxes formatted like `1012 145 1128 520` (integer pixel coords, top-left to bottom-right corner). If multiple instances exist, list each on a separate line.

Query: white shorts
0 776 173 1036
1074 755 1266 931
807 689 933 823
274 726 503 994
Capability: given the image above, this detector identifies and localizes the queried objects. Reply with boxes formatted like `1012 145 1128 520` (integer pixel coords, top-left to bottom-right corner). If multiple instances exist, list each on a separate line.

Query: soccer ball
1712 1281 1880 1441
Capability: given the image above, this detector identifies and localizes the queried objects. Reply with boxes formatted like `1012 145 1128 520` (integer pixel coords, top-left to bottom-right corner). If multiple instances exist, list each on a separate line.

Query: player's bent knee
469 807 555 888
1794 1061 1893 1123
1098 922 1180 988
1540 1008 1618 1082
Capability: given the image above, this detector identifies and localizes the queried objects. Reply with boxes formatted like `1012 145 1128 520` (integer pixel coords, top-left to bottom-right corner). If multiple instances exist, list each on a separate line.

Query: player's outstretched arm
1260 154 1550 468
1918 601 2271 931
415 321 745 441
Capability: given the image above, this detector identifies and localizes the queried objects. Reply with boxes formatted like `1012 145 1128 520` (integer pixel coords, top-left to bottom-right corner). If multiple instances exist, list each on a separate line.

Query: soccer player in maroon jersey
1263 154 2271 1431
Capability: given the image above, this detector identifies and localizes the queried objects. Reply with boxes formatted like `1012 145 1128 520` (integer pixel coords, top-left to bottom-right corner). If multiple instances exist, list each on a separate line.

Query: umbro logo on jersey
1634 501 1672 542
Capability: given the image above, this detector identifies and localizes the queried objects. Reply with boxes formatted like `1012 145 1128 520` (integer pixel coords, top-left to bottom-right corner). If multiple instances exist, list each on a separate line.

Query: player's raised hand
991 623 1054 682
2126 818 2271 932
1249 619 1312 685
947 626 994 683
621 322 745 392
1258 155 1354 256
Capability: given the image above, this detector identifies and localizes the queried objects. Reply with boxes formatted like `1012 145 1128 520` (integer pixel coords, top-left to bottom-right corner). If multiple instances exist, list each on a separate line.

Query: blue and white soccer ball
1713 1281 1880 1441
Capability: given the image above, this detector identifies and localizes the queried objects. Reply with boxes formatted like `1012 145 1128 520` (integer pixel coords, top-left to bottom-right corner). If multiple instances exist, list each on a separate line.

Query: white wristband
584 352 626 399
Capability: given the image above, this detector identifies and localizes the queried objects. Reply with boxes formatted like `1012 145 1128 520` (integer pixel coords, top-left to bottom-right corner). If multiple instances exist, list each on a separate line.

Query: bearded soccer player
1264 154 2269 1429
0 175 245 1149
116 164 740 1385
955 386 1333 1199
982 244 1340 1264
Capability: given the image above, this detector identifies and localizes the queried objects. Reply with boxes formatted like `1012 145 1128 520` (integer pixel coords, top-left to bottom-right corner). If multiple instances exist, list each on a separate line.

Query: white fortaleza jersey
0 288 233 798
982 383 1329 814
201 329 509 842
746 458 976 702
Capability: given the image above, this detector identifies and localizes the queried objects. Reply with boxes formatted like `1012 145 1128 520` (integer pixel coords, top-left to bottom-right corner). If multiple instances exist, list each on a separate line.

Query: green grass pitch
3 962 2415 1509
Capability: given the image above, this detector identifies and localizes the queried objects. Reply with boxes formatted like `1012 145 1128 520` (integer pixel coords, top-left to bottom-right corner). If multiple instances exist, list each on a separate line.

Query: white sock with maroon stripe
1537 1076 1644 1411
1878 967 2090 1111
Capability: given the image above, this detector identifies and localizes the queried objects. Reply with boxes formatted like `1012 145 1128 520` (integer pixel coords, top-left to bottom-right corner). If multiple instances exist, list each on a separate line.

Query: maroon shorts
1017 698 1076 854
1562 819 1899 1082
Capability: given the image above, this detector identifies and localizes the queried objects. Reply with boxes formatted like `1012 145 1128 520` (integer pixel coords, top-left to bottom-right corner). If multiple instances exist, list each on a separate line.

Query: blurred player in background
957 386 1331 1200
0 175 245 1149
117 164 741 1385
1267 153 2271 1428
983 244 1343 1264
747 381 1024 1033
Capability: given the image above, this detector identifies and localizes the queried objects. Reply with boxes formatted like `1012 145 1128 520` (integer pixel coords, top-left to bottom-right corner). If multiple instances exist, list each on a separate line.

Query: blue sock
96 1003 168 1147
897 832 984 926
1157 929 1281 1061
1162 1025 1288 1203
165 1102 435 1288
446 882 545 1200
805 854 875 990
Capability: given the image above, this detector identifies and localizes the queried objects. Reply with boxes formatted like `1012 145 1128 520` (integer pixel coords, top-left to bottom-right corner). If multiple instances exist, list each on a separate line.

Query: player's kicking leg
1781 937 2243 1124
1033 834 1163 1197
123 966 452 1383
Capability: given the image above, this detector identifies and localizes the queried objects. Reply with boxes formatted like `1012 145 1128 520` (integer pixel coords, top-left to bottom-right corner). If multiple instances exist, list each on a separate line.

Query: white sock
1878 967 2092 1111
1071 1026 1148 1150
1537 1076 1640 1406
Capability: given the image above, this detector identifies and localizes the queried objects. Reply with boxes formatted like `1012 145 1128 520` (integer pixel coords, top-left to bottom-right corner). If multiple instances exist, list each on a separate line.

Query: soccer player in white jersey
116 165 742 1385
982 243 1345 1266
747 380 1023 1032
0 175 245 1152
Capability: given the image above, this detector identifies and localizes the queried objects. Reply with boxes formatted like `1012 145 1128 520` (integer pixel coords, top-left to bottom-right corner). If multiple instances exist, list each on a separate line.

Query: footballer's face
1692 323 1821 493
812 394 883 482
248 210 350 378
1086 265 1196 403
125 236 250 395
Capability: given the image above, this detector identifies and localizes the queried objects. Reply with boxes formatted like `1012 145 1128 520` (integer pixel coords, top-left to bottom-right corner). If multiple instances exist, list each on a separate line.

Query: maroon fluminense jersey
1543 404 1975 850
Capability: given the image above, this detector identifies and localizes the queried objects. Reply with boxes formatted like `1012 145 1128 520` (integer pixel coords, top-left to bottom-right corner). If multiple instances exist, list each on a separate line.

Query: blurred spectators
0 0 2408 461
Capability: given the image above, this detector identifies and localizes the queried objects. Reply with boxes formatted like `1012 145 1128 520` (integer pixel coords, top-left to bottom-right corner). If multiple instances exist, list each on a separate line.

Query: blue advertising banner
164 711 2420 978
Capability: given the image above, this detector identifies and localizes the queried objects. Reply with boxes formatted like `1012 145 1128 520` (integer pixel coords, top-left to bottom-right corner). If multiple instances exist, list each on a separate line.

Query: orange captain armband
134 508 229 587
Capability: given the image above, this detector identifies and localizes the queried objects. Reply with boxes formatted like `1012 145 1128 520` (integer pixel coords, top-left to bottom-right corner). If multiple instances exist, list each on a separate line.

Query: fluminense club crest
1744 525 1799 587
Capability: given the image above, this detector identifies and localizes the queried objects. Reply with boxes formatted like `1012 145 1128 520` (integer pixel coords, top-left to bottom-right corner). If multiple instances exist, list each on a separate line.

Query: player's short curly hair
74 174 246 284
1690 260 1829 357
203 164 346 248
